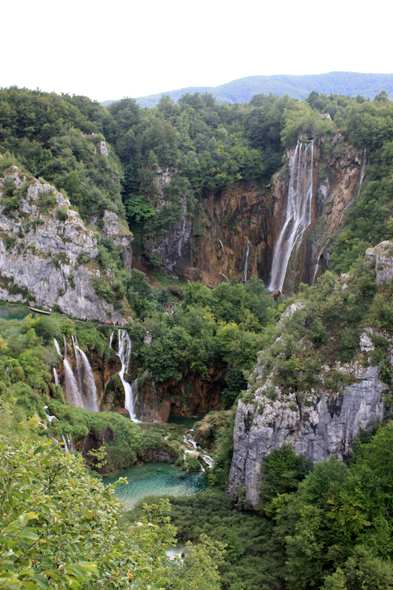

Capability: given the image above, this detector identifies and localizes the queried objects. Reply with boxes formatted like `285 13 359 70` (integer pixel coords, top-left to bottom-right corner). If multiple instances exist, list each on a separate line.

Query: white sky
2 0 392 102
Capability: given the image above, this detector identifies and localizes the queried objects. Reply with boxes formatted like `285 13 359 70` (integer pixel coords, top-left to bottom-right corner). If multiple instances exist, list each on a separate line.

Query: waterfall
76 346 99 412
63 358 84 408
54 338 62 357
117 330 138 421
339 148 367 224
61 434 73 454
269 140 314 292
72 336 84 394
242 241 250 283
151 379 158 420
63 335 67 357
312 247 325 285
218 239 226 259
221 273 229 282
109 331 114 348
53 367 60 386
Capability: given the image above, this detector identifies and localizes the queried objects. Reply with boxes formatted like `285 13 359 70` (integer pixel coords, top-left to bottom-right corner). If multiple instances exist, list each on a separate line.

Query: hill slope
102 72 393 107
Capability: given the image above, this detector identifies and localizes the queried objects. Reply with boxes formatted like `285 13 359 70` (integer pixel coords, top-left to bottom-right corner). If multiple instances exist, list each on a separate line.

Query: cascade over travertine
269 141 314 292
58 336 99 412
116 329 138 421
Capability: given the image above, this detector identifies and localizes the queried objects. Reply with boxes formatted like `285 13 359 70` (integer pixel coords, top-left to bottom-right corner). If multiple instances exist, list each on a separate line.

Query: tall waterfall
76 346 99 412
269 140 314 292
242 241 250 283
109 331 114 349
117 330 138 421
63 358 84 408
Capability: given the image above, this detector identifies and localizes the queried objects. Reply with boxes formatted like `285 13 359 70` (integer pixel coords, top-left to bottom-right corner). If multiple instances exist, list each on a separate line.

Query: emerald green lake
103 463 209 510
0 305 37 321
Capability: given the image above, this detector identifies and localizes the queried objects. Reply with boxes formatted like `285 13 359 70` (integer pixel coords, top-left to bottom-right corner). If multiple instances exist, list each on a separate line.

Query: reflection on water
167 415 202 429
0 305 37 321
103 462 209 510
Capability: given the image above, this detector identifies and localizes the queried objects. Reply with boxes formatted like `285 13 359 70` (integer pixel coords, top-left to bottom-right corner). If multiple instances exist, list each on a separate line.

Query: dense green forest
2 85 393 589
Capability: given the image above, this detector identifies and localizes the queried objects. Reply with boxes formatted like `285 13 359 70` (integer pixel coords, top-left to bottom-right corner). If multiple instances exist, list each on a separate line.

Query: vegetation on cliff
133 423 393 590
0 438 224 589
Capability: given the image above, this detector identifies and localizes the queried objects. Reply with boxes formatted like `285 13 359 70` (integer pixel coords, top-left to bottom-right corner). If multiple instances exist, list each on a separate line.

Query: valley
2 85 393 589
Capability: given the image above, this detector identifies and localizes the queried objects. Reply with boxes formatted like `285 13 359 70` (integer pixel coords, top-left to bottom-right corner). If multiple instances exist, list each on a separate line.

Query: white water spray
109 331 114 348
72 336 84 394
242 241 250 283
53 367 60 386
54 338 62 357
269 140 314 292
117 330 138 421
76 346 99 412
312 247 325 285
63 358 84 408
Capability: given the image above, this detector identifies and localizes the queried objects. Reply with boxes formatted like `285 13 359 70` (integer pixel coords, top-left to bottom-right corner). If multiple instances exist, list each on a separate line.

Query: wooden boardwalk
28 306 51 315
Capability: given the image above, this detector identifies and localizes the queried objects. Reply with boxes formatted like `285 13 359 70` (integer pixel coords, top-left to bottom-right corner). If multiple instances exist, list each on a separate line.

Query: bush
55 205 68 221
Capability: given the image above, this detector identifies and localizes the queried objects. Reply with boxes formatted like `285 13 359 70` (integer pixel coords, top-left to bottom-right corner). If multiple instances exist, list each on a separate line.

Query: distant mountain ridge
102 72 393 108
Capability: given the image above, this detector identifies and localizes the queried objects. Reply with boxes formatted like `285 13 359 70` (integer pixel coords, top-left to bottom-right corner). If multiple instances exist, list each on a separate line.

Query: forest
2 85 393 589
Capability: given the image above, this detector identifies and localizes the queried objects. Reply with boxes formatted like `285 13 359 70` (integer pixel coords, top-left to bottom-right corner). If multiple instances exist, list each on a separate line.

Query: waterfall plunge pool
103 462 209 510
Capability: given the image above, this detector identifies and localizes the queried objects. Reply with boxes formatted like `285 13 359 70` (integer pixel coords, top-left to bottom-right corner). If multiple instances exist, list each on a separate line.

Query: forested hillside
2 84 393 590
102 71 393 107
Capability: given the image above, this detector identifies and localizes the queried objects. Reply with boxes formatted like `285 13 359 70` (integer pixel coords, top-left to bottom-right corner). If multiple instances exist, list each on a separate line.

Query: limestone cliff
138 136 366 291
227 253 393 506
228 359 389 507
0 167 127 323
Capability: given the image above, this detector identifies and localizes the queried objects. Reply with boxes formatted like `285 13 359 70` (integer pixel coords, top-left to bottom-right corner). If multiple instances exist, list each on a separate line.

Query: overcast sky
2 0 391 102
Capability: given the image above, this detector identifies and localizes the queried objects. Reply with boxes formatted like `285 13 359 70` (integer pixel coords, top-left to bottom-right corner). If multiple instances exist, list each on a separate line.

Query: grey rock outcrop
0 168 126 324
366 241 393 285
228 363 388 507
91 209 133 271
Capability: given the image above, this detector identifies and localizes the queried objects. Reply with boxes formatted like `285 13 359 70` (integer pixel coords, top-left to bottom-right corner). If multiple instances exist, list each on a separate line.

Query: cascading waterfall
54 338 62 357
312 247 325 285
151 379 158 419
242 240 250 283
117 329 138 422
339 148 367 224
269 140 314 292
72 336 84 394
59 336 99 412
221 273 229 282
63 358 84 408
109 331 114 349
76 346 99 412
218 239 226 260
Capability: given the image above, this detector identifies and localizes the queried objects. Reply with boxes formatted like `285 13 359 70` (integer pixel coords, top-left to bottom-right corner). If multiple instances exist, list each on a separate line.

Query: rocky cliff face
228 358 389 507
0 167 127 323
141 137 366 290
91 209 133 272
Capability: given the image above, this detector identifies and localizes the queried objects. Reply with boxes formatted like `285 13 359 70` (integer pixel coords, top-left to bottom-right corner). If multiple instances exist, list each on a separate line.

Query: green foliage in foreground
130 489 282 590
138 424 393 590
0 438 224 589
